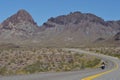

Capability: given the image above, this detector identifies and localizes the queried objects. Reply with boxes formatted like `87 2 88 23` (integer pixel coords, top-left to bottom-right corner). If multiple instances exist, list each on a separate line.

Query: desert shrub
0 67 7 75
85 58 100 68
24 61 48 73
0 48 101 75
88 48 120 59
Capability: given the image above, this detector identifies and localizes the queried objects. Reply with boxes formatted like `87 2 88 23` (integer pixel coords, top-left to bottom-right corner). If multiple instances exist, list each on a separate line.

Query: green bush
0 67 7 75
85 58 100 68
24 61 48 73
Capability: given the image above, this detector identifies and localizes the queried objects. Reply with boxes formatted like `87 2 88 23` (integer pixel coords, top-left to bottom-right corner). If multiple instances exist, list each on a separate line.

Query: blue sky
0 0 120 25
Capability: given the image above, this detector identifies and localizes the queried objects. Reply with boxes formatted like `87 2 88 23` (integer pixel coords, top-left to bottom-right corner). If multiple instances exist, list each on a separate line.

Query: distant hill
0 9 39 43
0 9 120 47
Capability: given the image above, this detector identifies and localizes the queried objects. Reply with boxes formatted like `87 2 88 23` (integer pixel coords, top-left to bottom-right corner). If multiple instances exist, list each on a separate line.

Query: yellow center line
81 61 119 80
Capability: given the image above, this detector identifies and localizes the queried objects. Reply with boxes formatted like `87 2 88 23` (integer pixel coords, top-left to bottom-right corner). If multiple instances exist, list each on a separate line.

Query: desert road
0 49 120 80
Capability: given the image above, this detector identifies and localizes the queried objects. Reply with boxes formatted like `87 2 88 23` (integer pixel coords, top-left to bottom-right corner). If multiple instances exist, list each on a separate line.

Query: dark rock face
47 11 105 25
114 32 120 41
43 23 55 28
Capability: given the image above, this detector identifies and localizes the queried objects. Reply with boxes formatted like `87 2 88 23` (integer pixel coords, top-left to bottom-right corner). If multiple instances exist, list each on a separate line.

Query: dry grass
86 47 120 59
0 48 100 75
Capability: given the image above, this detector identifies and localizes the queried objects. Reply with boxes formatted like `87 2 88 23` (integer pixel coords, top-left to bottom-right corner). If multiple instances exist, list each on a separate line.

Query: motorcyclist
101 62 105 69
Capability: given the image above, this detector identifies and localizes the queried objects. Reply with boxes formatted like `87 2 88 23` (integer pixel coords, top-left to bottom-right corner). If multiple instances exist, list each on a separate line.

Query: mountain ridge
0 9 120 47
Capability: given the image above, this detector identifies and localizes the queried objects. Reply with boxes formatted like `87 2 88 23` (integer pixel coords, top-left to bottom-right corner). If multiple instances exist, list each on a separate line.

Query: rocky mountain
2 9 37 28
40 12 120 47
0 10 120 47
0 9 39 43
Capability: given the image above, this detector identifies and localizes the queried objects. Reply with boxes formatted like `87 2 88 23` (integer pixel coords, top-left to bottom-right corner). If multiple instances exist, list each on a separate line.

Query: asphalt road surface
0 48 119 80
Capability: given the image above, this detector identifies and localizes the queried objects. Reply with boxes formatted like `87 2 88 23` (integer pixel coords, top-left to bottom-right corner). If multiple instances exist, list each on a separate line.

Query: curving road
0 48 119 80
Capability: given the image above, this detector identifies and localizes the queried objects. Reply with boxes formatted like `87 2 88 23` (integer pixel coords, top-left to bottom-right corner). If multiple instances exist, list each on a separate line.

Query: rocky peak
69 11 82 16
1 9 37 29
84 13 104 22
46 11 105 25
47 11 83 25
14 9 36 24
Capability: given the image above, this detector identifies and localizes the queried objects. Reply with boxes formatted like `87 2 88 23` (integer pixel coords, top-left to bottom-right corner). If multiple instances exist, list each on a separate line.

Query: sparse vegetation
87 47 120 59
0 48 101 75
